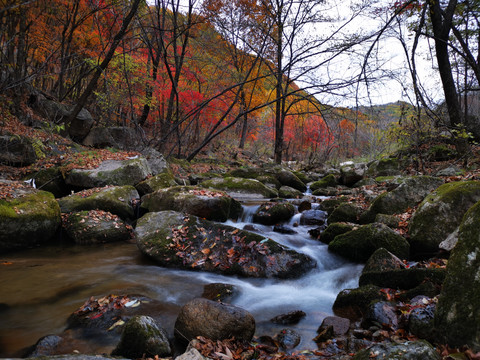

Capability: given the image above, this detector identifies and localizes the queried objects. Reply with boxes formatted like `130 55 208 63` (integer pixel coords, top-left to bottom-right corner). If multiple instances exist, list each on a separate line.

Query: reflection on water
0 204 362 357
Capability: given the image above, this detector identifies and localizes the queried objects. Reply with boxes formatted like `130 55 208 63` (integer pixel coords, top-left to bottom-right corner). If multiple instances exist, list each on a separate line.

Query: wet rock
141 186 242 222
313 325 334 343
318 316 350 336
174 298 255 344
276 170 307 192
298 200 311 212
374 214 400 228
328 202 362 224
201 283 237 303
135 172 178 195
65 157 152 188
0 135 37 166
310 174 337 192
352 340 440 360
328 223 410 262
176 346 206 360
299 209 327 226
319 198 347 214
409 180 480 257
408 301 436 340
57 185 139 221
362 248 405 273
273 225 297 235
308 226 323 240
276 328 301 349
270 310 306 325
112 315 171 359
136 211 316 278
332 285 383 320
340 162 367 187
28 335 63 356
0 184 61 252
278 185 303 198
435 200 480 351
252 201 295 225
361 301 398 331
201 177 278 199
359 267 445 289
319 222 355 244
62 210 133 245
25 167 70 198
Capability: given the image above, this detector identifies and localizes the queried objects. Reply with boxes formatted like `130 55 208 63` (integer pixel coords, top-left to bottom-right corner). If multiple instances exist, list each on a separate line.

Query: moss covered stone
257 175 282 190
252 201 295 225
328 223 410 262
319 222 355 244
25 166 70 198
135 172 177 196
135 210 316 278
319 197 348 214
57 185 139 220
140 186 242 222
278 186 303 198
409 180 480 256
275 170 307 192
0 188 61 252
332 285 383 320
201 177 278 199
366 158 401 177
352 340 440 360
310 174 337 192
359 267 445 289
328 202 361 224
225 167 265 179
434 200 480 351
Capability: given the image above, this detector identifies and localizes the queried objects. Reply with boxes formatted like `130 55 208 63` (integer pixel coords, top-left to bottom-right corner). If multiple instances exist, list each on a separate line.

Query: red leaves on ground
74 294 133 320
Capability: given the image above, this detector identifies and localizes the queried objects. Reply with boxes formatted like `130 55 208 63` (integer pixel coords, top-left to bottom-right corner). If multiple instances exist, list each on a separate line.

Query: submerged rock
135 210 316 278
174 298 255 344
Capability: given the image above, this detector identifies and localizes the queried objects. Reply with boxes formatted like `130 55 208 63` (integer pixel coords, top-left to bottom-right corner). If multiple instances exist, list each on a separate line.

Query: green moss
292 171 310 184
328 203 360 223
310 174 337 192
320 222 355 244
332 284 382 319
201 177 278 198
252 202 295 225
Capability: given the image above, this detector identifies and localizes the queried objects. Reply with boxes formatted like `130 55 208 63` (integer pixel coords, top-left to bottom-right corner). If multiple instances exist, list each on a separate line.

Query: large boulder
409 180 480 256
300 209 327 226
252 201 295 225
0 135 37 166
140 186 242 222
0 182 61 252
318 222 355 244
83 126 141 150
275 170 307 192
340 162 367 187
62 210 133 245
174 298 255 344
310 174 337 192
362 176 444 222
135 172 178 196
328 202 362 224
366 158 401 177
332 285 383 320
328 223 410 262
201 177 278 199
25 167 70 198
352 340 440 360
112 315 171 359
434 200 480 351
57 185 139 221
278 186 303 198
65 157 152 188
135 210 316 278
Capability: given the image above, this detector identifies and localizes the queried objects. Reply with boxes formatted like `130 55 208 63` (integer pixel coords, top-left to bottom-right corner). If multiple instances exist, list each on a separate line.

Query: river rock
201 283 237 303
332 285 383 320
65 157 152 188
257 175 282 190
135 172 178 195
270 310 306 325
434 200 480 351
300 209 327 226
275 170 306 192
409 180 480 257
0 182 61 252
408 301 436 340
28 335 64 356
135 210 316 278
362 176 444 223
318 316 350 336
362 248 405 273
318 222 355 244
273 225 297 234
366 158 401 177
340 162 366 187
276 328 301 349
176 347 206 360
226 167 266 179
62 210 133 245
140 186 242 222
252 201 295 225
0 134 37 166
112 315 171 359
361 301 398 331
328 202 362 223
310 174 337 192
25 166 70 198
278 185 303 198
174 298 255 344
352 340 440 360
328 223 410 262
57 185 139 221
201 177 278 199
359 267 445 290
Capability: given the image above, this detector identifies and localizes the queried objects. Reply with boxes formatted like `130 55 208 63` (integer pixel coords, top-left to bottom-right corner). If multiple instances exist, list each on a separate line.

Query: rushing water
0 201 362 357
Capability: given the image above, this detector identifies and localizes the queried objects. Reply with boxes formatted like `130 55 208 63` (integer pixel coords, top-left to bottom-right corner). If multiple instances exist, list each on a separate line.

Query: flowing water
0 201 362 357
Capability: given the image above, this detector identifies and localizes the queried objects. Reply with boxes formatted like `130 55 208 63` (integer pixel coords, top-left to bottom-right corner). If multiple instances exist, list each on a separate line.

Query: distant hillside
357 101 416 126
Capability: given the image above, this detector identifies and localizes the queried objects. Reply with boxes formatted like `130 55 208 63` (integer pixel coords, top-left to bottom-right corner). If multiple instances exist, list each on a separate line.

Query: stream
0 201 362 357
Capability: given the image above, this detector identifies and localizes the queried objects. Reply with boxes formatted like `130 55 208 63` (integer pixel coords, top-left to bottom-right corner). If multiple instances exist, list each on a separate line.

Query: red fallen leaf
89 312 103 320
227 248 235 258
201 248 211 255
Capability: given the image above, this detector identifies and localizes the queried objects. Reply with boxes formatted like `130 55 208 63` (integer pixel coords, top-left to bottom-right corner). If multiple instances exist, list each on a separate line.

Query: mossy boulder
328 202 362 223
25 167 70 198
340 162 367 187
252 201 295 225
140 186 242 222
112 315 171 359
359 267 445 289
319 222 355 244
135 172 178 196
362 248 405 273
201 177 278 199
310 174 337 192
319 197 348 214
257 175 282 190
332 284 383 320
62 210 133 245
366 158 401 177
362 176 444 223
225 167 265 179
409 180 480 256
0 184 61 252
275 170 307 192
57 185 139 221
278 185 303 198
328 223 410 262
135 210 316 278
0 134 37 166
352 340 440 360
434 200 480 351
65 157 152 188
